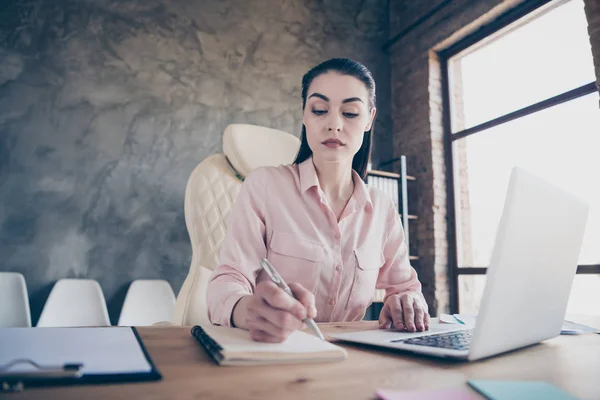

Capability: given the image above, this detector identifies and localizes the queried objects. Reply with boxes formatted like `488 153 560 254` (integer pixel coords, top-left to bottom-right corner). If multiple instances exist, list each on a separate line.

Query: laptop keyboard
392 329 474 351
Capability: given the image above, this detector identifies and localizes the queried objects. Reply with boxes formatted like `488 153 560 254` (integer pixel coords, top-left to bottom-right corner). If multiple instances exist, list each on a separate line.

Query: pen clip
0 359 83 393
259 259 326 341
260 258 295 298
0 359 83 378
260 258 282 285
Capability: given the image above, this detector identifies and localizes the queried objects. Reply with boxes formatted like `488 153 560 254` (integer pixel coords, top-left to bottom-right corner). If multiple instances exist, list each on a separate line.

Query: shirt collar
351 169 373 212
299 157 320 193
298 156 373 211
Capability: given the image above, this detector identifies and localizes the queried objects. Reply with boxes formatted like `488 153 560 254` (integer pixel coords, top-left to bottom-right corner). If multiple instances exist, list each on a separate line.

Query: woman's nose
327 113 342 132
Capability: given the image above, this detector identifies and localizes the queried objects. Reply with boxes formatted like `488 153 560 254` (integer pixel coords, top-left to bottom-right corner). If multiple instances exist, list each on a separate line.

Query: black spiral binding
191 326 225 365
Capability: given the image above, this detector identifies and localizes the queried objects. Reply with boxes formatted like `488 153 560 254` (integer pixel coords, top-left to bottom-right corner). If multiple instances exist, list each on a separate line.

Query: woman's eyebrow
309 93 329 102
342 97 363 104
308 93 364 104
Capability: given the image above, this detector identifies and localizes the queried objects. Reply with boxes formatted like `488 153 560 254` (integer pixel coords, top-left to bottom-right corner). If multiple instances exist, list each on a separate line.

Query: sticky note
376 387 481 400
467 380 579 400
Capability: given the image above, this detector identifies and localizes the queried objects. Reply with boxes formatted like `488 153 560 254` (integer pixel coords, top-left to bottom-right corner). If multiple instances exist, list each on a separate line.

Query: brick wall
584 0 600 95
388 0 526 315
390 0 600 315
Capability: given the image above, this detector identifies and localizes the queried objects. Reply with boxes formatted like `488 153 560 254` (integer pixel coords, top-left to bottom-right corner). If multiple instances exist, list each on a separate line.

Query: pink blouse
207 157 422 326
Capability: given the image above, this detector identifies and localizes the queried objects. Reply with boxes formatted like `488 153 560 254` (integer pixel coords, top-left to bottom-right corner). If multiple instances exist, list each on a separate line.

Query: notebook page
202 324 345 354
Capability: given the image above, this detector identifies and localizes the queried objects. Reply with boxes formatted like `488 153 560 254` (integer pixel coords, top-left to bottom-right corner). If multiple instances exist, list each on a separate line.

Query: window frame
438 0 600 313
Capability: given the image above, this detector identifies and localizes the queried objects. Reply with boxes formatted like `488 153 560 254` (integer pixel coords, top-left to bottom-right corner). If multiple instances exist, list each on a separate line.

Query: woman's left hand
378 292 430 332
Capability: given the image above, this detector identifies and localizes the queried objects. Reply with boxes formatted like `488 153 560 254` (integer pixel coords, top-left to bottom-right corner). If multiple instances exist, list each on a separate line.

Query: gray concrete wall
0 0 392 324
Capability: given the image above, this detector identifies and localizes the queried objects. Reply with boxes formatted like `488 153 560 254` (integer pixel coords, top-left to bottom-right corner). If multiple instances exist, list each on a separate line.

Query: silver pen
260 258 326 341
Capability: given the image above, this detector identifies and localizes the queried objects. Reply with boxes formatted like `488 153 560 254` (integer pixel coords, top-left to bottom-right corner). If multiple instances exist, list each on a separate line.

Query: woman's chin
315 153 351 165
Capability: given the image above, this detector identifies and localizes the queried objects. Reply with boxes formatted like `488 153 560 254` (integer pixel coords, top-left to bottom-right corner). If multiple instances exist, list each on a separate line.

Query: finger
401 295 416 332
249 328 286 343
257 281 306 320
378 303 392 329
257 299 303 331
288 282 317 319
413 300 425 332
424 311 430 330
390 296 405 330
247 317 292 342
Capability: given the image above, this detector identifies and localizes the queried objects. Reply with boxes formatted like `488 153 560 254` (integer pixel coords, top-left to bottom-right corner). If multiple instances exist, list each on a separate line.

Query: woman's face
302 72 376 166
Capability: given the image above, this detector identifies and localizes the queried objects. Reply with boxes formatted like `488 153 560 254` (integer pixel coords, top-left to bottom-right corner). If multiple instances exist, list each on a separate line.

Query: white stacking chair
37 279 111 327
0 272 32 327
118 280 176 326
172 124 300 326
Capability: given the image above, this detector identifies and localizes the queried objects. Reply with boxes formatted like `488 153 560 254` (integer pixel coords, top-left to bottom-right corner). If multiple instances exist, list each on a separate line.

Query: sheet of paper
561 320 599 334
439 314 477 326
439 313 459 324
438 315 598 335
467 380 579 400
453 314 477 326
0 327 152 375
376 387 481 400
203 324 345 354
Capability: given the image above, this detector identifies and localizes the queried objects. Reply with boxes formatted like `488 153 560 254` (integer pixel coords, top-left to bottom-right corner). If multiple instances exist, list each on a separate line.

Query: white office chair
171 124 300 325
37 279 111 327
118 279 176 326
0 272 32 327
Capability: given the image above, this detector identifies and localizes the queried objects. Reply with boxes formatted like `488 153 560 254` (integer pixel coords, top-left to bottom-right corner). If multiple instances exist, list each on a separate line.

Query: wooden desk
11 320 600 399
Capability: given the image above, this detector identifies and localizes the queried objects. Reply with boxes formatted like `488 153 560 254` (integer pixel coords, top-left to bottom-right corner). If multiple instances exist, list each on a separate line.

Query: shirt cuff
213 291 250 327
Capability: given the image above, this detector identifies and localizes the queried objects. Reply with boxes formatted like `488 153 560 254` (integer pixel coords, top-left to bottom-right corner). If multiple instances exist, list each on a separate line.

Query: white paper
203 324 345 354
439 313 477 327
0 327 152 374
453 314 477 327
436 315 599 335
439 313 459 324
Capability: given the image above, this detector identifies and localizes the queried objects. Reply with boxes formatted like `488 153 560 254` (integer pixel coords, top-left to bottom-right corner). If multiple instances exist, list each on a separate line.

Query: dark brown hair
293 58 376 180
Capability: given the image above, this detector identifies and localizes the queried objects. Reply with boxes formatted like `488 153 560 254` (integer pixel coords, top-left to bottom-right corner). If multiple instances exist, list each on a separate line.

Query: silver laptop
330 167 589 361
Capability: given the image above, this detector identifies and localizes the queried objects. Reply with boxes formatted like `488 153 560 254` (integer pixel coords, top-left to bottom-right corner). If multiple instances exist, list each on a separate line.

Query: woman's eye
343 112 359 118
312 109 327 116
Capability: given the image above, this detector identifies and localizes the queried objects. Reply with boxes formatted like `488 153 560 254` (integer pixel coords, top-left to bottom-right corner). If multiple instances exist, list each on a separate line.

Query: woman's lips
322 139 344 148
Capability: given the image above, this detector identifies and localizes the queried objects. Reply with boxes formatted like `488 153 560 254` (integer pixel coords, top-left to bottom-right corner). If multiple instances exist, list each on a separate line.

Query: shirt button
329 299 336 306
334 233 340 240
335 265 342 272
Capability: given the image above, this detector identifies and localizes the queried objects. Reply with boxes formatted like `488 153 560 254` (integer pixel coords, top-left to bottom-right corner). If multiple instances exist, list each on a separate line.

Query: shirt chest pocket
347 247 385 309
266 231 324 293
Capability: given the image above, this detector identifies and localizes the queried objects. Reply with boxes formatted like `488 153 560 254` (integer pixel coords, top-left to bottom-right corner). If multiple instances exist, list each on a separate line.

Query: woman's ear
365 107 377 132
301 104 308 127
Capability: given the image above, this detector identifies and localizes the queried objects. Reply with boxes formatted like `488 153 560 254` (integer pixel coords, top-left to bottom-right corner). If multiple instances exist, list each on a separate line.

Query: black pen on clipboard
259 258 326 342
0 360 83 392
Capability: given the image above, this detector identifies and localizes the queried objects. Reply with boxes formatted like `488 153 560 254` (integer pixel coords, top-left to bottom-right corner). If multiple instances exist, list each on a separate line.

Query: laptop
330 167 590 361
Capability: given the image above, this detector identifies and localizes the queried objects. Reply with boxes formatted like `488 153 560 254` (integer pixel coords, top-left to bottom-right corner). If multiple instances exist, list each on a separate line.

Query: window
441 0 599 315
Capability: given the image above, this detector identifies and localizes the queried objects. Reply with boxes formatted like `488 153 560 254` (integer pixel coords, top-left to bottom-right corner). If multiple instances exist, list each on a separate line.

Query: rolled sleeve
206 168 269 326
376 202 422 302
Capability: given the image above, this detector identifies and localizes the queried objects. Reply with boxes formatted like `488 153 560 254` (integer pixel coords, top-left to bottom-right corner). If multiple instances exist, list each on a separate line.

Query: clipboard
0 327 162 392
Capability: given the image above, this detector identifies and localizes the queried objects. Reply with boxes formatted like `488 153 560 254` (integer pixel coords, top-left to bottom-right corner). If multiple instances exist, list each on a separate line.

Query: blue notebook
467 380 580 400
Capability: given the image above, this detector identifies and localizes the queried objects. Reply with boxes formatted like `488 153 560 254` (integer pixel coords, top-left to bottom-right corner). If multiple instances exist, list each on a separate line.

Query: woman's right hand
231 281 317 342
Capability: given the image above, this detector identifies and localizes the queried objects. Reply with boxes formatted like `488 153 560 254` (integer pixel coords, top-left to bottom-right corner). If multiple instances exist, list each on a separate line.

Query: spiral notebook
191 324 347 366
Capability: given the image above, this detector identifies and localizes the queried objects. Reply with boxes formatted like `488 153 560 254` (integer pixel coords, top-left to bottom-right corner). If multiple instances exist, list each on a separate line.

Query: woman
207 58 429 342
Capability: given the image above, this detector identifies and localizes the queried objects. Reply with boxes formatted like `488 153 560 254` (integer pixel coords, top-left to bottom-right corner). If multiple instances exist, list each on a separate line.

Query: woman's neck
312 157 354 202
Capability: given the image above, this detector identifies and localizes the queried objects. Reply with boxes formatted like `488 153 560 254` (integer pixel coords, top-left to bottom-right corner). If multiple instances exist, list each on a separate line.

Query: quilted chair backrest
171 124 300 326
172 154 242 325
